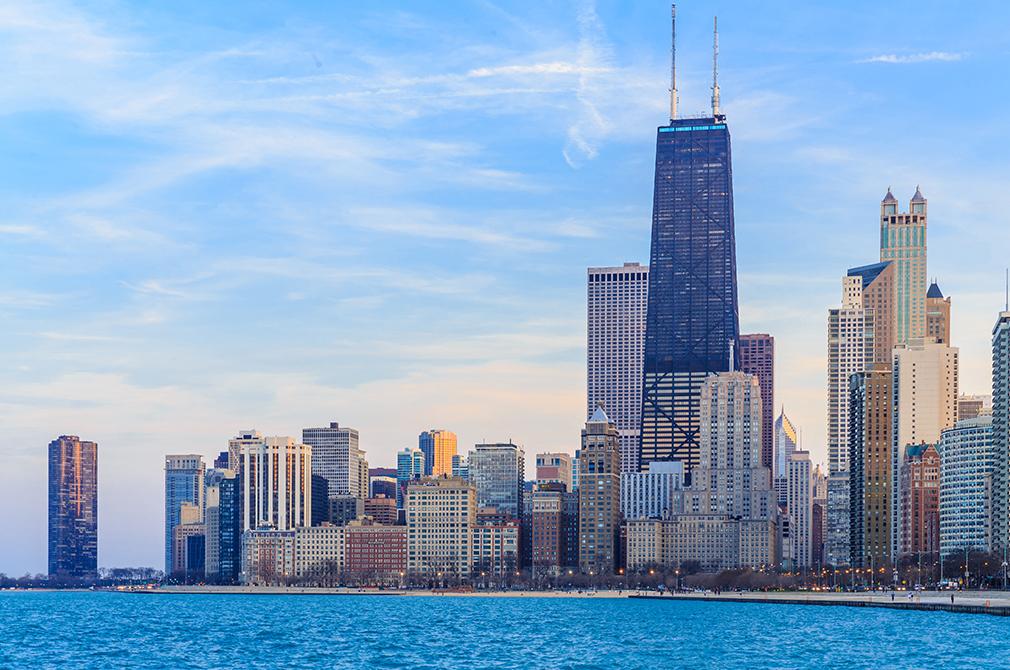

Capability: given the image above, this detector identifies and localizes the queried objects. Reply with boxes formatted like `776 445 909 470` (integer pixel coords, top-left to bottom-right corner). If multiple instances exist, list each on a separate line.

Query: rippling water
0 591 1006 669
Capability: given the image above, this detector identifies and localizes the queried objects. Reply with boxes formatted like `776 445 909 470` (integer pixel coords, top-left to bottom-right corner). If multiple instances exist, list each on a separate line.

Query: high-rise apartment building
891 339 958 555
787 451 813 568
396 446 425 509
468 442 525 519
578 405 621 574
204 468 241 583
926 281 951 345
405 476 475 579
812 465 827 567
587 262 648 474
639 21 740 476
848 368 893 567
530 483 577 575
535 452 573 490
228 429 263 473
164 454 206 574
418 429 457 477
48 436 98 579
620 461 683 520
241 436 312 531
939 416 995 556
879 187 927 344
774 410 798 506
899 443 940 557
303 422 367 500
739 334 775 471
991 311 1010 553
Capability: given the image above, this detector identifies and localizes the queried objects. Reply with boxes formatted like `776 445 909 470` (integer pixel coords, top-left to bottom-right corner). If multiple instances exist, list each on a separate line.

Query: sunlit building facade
48 435 99 579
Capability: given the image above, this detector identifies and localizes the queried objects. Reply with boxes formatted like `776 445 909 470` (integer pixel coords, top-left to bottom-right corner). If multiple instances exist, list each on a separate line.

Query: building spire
669 4 678 121
711 16 721 118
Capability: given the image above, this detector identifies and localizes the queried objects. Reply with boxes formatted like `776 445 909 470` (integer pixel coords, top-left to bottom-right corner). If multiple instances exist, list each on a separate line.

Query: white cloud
859 51 965 64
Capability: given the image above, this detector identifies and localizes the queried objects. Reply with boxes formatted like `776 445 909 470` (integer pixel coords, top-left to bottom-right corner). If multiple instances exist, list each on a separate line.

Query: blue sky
3 0 1010 573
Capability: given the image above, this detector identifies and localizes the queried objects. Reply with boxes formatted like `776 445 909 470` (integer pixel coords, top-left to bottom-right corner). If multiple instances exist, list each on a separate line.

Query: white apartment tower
241 436 313 531
787 451 813 568
587 262 648 474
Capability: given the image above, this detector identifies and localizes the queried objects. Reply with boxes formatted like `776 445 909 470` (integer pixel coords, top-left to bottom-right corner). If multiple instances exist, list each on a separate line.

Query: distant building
849 368 892 567
535 453 573 490
405 476 475 580
241 529 296 585
451 454 469 480
418 429 457 477
773 410 798 506
240 437 312 531
303 422 367 500
472 516 520 580
311 475 329 527
925 281 951 345
165 454 206 575
213 451 229 470
587 262 648 474
899 443 940 557
812 465 827 567
469 442 525 519
939 416 995 556
879 187 927 344
991 311 1010 553
620 461 683 520
957 394 992 421
329 495 363 526
228 429 263 473
396 447 424 509
787 451 812 568
370 475 397 500
204 468 241 583
739 334 775 471
578 405 621 574
363 495 398 525
48 435 98 580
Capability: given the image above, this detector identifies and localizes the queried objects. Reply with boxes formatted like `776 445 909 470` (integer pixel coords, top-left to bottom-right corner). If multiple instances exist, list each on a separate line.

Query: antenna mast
711 16 721 118
669 4 678 121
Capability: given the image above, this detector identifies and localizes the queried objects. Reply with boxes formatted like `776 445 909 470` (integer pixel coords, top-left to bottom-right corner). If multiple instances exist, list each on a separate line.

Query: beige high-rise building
578 404 621 575
405 476 475 579
879 187 927 344
787 451 813 568
241 436 313 532
891 339 958 555
926 281 951 345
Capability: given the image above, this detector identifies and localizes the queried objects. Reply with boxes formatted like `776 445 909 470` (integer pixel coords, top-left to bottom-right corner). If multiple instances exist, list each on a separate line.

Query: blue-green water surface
0 592 1006 669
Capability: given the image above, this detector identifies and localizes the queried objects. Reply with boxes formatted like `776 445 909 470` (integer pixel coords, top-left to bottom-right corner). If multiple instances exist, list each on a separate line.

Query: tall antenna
711 16 721 118
669 4 678 121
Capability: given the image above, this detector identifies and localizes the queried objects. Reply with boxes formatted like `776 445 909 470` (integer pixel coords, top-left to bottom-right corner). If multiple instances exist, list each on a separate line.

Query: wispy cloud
859 51 965 64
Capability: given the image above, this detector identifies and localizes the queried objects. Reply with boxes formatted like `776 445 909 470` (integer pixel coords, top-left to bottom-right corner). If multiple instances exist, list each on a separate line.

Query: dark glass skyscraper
639 13 740 476
48 435 98 579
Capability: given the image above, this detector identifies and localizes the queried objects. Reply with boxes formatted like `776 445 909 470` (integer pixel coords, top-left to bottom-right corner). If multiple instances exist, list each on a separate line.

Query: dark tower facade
48 435 99 579
639 11 740 476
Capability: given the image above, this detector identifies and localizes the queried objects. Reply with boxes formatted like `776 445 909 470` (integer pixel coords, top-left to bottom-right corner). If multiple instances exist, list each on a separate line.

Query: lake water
0 592 1006 668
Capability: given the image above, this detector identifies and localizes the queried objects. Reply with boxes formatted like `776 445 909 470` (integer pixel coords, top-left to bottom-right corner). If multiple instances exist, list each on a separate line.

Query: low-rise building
241 529 296 585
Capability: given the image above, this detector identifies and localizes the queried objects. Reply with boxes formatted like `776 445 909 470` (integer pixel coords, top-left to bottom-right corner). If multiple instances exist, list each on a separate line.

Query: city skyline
5 2 1010 574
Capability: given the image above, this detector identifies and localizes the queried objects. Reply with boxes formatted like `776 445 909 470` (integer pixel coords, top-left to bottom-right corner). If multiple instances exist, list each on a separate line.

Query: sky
3 0 1010 574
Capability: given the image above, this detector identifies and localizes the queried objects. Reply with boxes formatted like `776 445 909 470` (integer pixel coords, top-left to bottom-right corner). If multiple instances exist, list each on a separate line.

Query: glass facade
640 116 739 475
48 436 98 579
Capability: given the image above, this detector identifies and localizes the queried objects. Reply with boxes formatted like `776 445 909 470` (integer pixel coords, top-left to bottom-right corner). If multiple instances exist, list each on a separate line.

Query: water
1 592 1007 669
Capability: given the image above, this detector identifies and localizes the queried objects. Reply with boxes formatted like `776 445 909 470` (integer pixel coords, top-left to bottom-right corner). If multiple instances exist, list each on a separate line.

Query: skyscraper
578 405 621 574
891 339 958 555
418 429 457 477
938 415 994 556
773 410 798 506
241 437 312 531
639 13 739 477
899 443 940 557
587 262 649 474
468 442 525 519
396 446 425 509
926 281 951 345
303 422 367 500
879 187 927 344
848 367 893 567
164 454 205 574
787 451 813 568
990 310 1010 553
204 468 241 584
48 435 98 580
738 334 774 471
